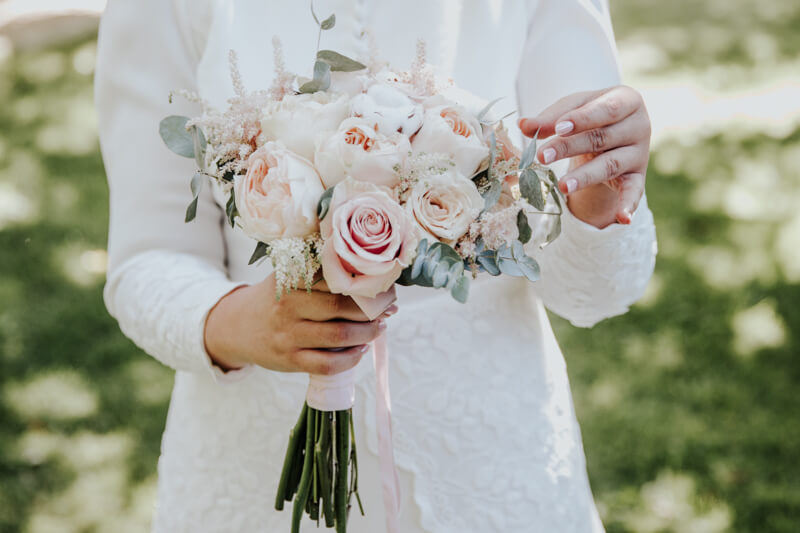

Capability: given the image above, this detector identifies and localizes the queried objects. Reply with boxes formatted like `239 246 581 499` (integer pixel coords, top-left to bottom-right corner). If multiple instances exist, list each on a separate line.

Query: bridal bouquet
159 6 563 532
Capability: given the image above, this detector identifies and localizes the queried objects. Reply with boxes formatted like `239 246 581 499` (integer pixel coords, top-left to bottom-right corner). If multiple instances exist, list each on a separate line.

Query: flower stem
275 402 308 511
335 409 351 533
291 406 316 533
316 412 335 527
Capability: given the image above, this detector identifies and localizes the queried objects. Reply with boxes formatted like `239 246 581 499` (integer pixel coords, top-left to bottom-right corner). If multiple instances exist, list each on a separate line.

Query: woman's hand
204 275 395 375
518 85 651 229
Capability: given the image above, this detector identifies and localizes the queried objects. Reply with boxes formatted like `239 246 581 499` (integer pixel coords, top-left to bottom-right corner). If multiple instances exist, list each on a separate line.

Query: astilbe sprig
266 235 323 298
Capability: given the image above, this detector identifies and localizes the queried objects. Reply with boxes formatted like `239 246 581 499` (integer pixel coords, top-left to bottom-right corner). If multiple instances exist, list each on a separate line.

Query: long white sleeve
95 0 248 380
517 0 658 327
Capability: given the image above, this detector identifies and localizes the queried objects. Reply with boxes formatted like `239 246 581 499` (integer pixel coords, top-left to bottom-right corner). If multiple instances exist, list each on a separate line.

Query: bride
95 0 656 532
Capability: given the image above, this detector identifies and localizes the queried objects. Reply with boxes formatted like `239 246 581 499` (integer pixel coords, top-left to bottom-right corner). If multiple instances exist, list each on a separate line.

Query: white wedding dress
95 1 657 531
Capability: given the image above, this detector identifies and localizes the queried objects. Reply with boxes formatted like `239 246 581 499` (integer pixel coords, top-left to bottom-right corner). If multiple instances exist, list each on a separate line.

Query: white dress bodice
94 1 657 531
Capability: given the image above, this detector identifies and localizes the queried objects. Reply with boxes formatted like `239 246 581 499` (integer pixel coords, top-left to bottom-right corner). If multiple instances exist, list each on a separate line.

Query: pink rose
320 178 419 297
234 141 324 242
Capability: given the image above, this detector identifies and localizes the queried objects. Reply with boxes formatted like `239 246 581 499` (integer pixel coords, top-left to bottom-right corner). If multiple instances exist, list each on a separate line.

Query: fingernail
384 305 398 316
518 118 528 130
378 320 387 330
542 148 556 164
562 178 578 194
359 344 369 353
555 121 574 135
619 208 632 224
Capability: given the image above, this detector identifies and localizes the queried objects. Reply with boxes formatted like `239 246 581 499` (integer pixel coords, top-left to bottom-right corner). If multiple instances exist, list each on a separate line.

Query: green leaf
225 190 238 228
481 179 502 211
541 216 562 249
519 127 540 169
450 275 469 303
299 60 331 93
185 196 199 222
477 97 504 123
476 250 500 276
520 168 545 210
310 1 320 25
432 262 449 288
410 239 429 279
189 172 205 198
516 253 540 281
496 244 524 277
317 186 335 220
191 126 206 169
517 209 532 244
317 50 366 72
423 245 443 279
248 241 269 265
159 115 195 158
320 13 336 30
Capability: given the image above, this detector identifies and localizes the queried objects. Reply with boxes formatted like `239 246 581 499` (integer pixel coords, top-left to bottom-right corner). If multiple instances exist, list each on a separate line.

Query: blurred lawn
0 2 798 532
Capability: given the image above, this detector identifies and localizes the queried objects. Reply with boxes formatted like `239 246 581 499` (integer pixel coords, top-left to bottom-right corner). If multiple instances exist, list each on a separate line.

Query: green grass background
0 2 798 531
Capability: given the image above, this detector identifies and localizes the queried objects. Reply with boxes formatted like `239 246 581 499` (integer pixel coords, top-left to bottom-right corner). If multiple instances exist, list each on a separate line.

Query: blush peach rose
411 100 489 177
234 141 325 242
320 178 419 298
314 118 410 189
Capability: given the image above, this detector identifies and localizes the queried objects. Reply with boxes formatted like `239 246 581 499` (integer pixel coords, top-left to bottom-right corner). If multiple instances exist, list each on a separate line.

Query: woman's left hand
518 85 651 229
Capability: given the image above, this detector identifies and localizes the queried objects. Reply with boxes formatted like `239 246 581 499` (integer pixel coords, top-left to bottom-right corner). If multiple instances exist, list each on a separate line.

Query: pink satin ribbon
372 331 401 533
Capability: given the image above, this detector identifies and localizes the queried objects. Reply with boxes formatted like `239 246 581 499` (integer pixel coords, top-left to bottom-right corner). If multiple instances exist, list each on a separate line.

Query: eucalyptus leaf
519 126 540 169
541 217 562 248
310 1 320 24
516 254 541 282
248 241 269 265
517 209 532 244
477 97 504 123
450 275 469 303
191 126 206 169
317 50 366 72
519 168 545 210
496 243 524 277
410 239 429 279
550 185 562 210
317 186 335 220
476 252 500 276
159 115 195 158
320 13 336 30
431 262 449 289
298 60 331 93
225 190 238 228
189 172 205 199
546 168 558 187
423 246 443 279
185 196 199 223
481 179 502 211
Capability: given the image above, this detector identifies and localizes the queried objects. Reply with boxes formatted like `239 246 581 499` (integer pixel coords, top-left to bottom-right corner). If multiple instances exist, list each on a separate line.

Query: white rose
411 102 489 178
351 83 424 136
406 168 485 245
314 118 411 189
329 71 373 97
259 91 349 160
234 141 325 242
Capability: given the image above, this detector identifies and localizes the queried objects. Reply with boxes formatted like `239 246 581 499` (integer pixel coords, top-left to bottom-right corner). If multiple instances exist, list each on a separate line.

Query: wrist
204 284 252 371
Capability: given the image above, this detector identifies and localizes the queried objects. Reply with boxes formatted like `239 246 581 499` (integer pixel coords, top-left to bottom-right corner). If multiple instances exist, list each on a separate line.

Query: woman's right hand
203 275 395 375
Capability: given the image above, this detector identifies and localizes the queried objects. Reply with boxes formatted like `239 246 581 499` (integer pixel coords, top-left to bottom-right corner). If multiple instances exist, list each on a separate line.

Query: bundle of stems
275 402 364 532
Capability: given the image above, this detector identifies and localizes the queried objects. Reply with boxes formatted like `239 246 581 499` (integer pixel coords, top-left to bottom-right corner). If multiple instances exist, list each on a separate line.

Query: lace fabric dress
94 1 658 531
